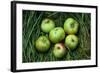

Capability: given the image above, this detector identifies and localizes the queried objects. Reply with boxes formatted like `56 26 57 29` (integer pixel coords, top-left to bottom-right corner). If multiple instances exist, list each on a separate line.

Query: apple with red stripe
53 43 67 58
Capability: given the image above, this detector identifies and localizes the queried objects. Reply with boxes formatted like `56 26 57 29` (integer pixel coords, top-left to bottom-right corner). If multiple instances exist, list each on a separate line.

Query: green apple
64 18 79 34
53 43 66 58
35 36 50 52
49 27 65 43
41 18 55 33
65 35 78 50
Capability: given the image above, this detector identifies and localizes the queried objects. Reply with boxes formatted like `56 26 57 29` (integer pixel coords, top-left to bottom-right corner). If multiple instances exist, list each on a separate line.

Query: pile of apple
35 18 79 58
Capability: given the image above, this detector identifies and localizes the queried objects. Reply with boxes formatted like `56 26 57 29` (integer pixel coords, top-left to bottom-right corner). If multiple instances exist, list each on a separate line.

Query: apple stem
71 23 74 28
72 39 74 42
57 47 60 49
45 20 49 23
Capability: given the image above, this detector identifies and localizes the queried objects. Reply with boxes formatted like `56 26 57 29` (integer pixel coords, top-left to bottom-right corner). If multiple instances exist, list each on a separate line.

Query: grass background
22 10 91 63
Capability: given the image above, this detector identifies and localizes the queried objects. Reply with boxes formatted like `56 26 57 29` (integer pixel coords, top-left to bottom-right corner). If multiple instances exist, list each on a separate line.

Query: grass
22 10 91 63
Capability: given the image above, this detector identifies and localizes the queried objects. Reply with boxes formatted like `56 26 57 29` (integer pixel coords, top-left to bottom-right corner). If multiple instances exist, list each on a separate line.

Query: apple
53 43 67 58
35 36 50 52
49 27 65 43
41 18 55 33
65 35 78 50
64 18 79 34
